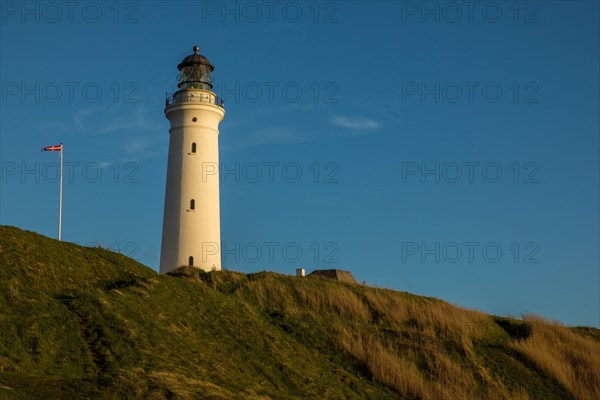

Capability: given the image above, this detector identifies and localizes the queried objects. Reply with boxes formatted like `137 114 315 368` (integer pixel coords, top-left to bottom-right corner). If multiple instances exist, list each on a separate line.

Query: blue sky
1 1 598 327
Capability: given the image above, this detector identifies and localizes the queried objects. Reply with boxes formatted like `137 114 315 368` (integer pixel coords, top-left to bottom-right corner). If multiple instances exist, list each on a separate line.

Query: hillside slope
0 226 598 399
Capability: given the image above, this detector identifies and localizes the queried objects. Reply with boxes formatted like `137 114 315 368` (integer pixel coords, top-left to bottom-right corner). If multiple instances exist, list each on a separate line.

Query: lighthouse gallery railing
165 92 225 108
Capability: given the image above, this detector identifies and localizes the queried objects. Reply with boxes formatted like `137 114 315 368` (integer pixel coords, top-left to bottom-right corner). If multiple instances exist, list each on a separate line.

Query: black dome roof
177 46 214 71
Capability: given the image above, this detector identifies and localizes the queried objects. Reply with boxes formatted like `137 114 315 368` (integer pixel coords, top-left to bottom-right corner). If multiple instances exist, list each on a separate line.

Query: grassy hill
0 225 598 399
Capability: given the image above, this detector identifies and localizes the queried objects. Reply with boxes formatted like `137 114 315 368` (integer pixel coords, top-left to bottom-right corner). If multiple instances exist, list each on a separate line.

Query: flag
41 143 62 152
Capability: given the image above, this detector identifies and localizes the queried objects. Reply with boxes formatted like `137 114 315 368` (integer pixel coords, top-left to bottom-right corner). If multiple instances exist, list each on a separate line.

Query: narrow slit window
191 142 196 153
190 199 195 210
188 256 194 266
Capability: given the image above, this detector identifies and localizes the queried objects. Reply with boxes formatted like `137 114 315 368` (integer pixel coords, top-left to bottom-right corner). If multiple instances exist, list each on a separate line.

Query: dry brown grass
238 277 534 399
294 282 371 322
511 315 600 400
337 327 428 398
202 273 597 399
334 289 530 400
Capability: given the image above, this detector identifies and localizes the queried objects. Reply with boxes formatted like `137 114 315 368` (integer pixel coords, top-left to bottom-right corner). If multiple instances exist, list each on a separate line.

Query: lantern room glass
178 64 213 90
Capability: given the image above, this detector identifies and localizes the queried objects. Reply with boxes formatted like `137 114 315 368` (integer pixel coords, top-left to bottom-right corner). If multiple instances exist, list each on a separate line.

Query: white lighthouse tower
160 46 225 273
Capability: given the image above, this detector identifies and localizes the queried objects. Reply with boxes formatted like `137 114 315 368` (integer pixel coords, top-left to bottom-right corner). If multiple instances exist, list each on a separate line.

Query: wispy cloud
97 161 114 169
222 126 313 152
251 102 317 117
69 106 166 161
73 108 102 132
73 106 165 136
123 136 164 158
330 116 381 130
222 115 384 153
245 126 299 146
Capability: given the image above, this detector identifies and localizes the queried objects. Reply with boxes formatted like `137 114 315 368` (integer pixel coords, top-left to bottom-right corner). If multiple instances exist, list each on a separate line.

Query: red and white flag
41 143 62 152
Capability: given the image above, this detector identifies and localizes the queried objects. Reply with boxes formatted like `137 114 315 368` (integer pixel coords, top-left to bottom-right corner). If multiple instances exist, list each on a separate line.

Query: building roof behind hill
308 269 357 284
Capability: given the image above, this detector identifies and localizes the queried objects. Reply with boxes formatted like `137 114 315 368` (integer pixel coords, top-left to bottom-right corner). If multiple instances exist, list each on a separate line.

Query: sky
0 1 598 327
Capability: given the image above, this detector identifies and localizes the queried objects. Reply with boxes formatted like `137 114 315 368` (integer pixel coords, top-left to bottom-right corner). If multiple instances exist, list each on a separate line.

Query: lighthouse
160 46 225 273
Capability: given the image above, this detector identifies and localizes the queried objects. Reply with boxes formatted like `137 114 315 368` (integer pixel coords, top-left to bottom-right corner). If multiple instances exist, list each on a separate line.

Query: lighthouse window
190 199 195 210
191 142 196 153
192 117 198 122
189 256 194 266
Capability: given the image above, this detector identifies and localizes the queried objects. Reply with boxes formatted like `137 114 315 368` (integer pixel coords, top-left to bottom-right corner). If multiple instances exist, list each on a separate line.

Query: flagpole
58 146 63 241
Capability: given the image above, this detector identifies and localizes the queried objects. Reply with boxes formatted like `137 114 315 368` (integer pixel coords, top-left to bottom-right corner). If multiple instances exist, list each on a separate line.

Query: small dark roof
177 45 214 71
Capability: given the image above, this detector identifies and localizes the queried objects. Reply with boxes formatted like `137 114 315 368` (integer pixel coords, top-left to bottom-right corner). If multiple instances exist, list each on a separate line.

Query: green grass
0 226 598 399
